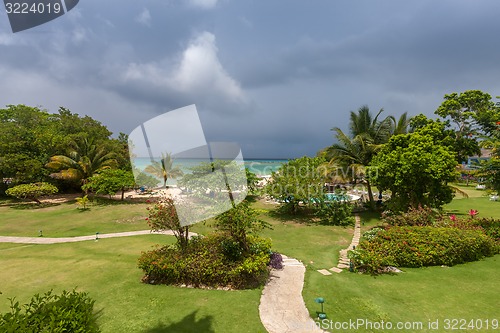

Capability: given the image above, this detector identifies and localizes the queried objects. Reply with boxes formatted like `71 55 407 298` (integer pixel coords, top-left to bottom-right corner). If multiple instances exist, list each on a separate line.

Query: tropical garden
1 90 500 332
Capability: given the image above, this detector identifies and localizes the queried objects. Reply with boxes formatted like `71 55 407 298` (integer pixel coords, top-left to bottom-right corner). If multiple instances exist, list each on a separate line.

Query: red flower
468 209 478 218
496 121 500 125
145 218 149 221
449 214 457 222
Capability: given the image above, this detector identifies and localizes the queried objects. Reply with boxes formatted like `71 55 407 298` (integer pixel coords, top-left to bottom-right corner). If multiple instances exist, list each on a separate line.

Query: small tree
5 182 58 204
76 195 90 210
265 156 325 214
134 170 160 189
214 200 270 253
82 169 135 200
146 196 189 250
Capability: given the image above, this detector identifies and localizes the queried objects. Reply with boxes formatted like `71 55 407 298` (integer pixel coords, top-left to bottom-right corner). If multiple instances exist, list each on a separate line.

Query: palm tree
349 105 393 144
388 112 410 136
46 137 116 189
326 106 394 209
144 152 183 188
327 128 379 208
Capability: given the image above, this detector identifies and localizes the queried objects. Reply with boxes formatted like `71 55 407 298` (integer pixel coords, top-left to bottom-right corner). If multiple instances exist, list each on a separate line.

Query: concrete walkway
0 230 180 244
259 255 327 333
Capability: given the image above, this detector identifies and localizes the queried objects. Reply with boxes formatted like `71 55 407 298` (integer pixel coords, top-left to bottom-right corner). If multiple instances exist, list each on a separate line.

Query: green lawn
0 236 266 333
1 196 499 332
0 199 151 237
304 256 500 333
443 196 500 218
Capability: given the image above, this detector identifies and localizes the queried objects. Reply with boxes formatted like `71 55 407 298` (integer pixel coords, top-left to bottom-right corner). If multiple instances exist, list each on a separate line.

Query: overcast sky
1 0 500 158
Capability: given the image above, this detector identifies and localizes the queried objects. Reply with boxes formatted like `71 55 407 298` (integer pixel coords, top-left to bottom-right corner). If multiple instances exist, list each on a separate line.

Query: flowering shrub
349 226 498 274
138 233 272 289
382 206 443 226
269 252 284 269
147 196 189 250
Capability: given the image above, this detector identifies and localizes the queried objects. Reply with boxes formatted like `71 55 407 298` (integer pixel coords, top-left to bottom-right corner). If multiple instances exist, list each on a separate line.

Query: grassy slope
0 236 265 333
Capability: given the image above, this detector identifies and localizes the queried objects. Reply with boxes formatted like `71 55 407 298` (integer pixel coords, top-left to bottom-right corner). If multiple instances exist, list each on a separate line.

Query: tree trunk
121 188 125 201
366 180 375 211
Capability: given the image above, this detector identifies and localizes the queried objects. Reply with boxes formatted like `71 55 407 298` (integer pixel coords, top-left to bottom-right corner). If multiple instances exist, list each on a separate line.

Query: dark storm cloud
1 0 500 158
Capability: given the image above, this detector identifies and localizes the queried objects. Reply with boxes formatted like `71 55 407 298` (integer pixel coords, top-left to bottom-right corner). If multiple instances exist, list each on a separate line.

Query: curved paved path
259 255 327 333
0 230 180 244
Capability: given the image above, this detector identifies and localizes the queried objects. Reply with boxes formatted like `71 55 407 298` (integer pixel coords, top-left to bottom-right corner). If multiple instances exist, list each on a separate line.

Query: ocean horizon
131 158 286 186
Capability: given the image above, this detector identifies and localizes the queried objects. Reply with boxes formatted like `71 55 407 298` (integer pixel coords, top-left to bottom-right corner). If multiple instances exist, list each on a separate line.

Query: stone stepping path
317 215 361 274
260 255 327 333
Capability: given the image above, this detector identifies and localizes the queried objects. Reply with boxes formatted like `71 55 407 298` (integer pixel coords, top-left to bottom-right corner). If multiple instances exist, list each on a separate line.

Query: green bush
316 197 355 226
138 233 272 289
382 206 443 226
5 182 58 204
0 289 100 332
349 226 498 274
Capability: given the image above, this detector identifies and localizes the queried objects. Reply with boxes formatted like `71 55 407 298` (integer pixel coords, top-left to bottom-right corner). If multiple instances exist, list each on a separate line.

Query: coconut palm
388 112 411 136
327 128 379 208
326 106 394 209
46 137 116 189
144 152 183 188
349 105 393 144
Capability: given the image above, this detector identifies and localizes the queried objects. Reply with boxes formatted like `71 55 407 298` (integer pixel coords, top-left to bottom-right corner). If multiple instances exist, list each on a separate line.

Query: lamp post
315 297 326 319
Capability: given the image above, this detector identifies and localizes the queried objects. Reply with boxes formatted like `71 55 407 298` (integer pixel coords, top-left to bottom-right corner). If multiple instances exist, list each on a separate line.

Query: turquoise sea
132 158 286 181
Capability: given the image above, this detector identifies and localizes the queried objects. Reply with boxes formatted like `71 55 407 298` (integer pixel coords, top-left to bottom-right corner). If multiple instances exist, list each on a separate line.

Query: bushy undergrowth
0 289 100 333
349 226 499 274
382 206 442 226
316 199 355 226
138 233 273 289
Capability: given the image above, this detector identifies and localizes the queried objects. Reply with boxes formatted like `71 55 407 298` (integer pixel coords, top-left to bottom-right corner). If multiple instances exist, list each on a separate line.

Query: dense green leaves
371 124 457 212
215 200 270 252
46 137 117 188
83 169 135 200
265 156 325 214
0 289 100 333
350 226 498 274
0 105 129 194
5 182 58 204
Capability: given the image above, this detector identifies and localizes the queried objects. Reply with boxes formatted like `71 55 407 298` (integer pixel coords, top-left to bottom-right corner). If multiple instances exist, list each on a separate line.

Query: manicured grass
443 196 500 218
256 201 353 269
0 236 266 333
1 196 499 332
299 197 500 333
304 256 500 332
0 199 150 237
451 182 492 199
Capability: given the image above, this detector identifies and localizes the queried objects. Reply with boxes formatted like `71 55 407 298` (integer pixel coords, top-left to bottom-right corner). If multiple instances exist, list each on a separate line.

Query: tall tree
434 90 500 162
349 105 393 144
327 129 378 208
326 105 393 209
